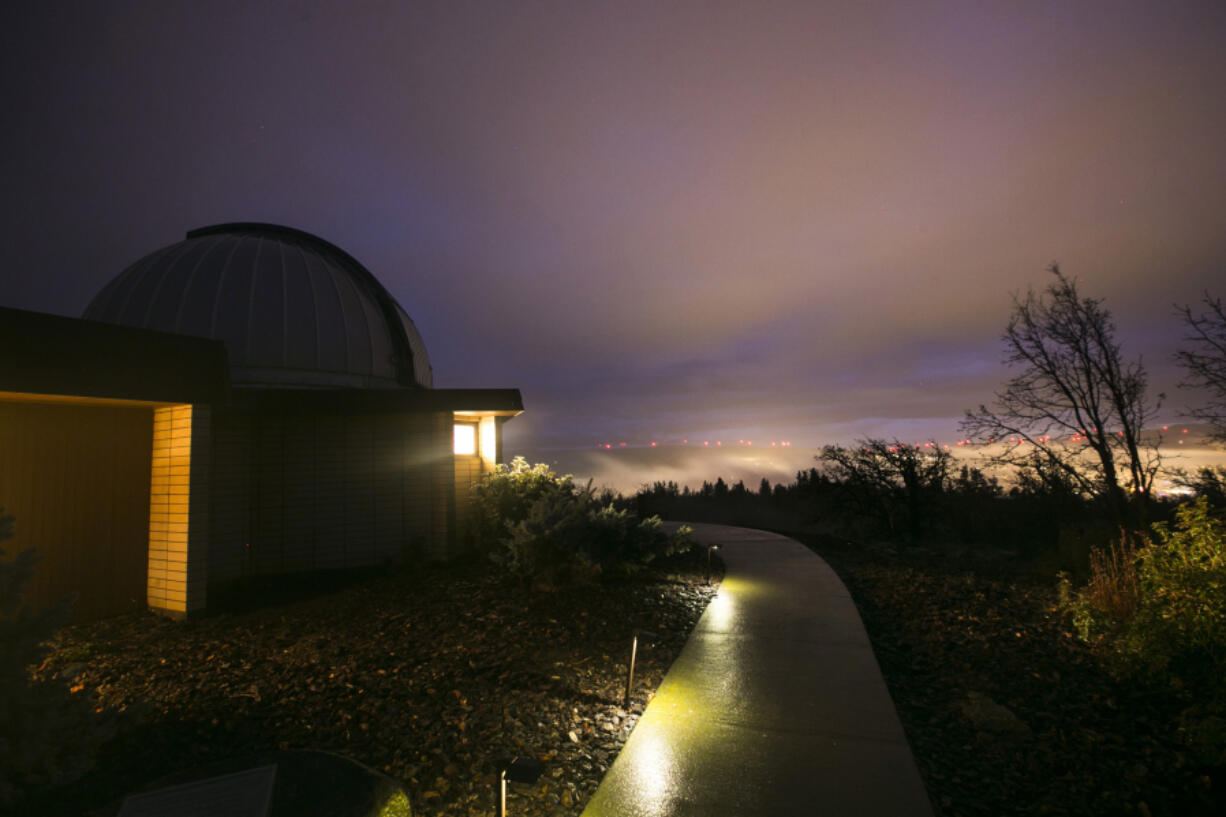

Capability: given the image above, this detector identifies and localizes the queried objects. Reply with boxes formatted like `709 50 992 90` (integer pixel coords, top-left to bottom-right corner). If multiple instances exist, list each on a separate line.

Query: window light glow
454 424 477 455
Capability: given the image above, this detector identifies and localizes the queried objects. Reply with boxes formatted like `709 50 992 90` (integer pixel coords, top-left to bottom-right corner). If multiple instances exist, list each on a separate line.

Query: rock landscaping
801 533 1225 817
25 549 718 817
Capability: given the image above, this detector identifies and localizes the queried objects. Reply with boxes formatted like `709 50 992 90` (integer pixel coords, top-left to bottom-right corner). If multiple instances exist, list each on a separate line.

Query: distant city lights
593 438 797 450
592 425 1202 452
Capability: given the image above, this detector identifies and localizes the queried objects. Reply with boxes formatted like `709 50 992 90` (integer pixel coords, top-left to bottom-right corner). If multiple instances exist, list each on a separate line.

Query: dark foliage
633 454 1118 563
1168 466 1226 510
470 458 690 584
818 439 954 545
1062 499 1226 766
0 509 111 807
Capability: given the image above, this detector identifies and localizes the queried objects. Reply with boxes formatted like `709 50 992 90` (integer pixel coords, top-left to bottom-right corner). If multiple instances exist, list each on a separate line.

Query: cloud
3 1 1224 456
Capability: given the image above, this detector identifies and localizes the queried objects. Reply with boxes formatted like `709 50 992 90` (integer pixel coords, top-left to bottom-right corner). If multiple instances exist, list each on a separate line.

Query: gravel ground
26 549 719 817
799 532 1225 817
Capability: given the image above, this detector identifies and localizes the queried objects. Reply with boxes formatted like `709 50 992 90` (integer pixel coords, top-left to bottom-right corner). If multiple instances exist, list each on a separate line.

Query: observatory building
0 223 522 620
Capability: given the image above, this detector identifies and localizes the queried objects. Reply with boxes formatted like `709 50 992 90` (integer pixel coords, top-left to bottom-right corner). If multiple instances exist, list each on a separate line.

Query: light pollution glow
3 1 1225 452
518 427 1226 496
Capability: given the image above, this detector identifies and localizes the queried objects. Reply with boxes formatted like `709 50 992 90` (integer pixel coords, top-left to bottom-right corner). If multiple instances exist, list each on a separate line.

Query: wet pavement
581 524 934 817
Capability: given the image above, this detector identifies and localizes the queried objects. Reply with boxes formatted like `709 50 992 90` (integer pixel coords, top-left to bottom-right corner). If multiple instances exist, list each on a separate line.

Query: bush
1060 533 1139 642
1062 497 1226 761
0 508 111 807
1065 498 1226 677
1120 498 1226 678
471 459 691 584
468 457 574 550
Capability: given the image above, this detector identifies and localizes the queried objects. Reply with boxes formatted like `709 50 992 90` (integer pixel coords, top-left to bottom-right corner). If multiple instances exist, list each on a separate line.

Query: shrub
1065 498 1226 676
1061 533 1139 642
1119 497 1226 679
468 457 574 550
1062 497 1226 761
0 508 111 807
471 460 691 584
499 482 596 583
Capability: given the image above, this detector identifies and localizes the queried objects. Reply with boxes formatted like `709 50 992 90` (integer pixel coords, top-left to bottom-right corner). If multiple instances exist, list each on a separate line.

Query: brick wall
148 404 209 617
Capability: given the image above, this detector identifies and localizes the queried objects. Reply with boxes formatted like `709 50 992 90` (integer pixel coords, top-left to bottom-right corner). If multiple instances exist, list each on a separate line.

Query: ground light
706 544 721 585
624 630 660 706
496 756 541 817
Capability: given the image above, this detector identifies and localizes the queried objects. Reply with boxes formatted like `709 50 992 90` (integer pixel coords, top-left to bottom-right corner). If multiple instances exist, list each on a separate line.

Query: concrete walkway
581 523 933 817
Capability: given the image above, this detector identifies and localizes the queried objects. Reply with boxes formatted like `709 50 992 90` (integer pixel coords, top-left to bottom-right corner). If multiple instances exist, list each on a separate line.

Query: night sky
4 1 1226 471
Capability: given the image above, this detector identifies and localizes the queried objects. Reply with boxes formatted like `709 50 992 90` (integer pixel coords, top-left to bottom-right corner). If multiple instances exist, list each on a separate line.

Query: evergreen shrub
471 458 691 584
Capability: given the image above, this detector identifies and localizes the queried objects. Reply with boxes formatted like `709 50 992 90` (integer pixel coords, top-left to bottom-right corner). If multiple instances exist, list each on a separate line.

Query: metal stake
624 630 659 706
495 756 541 817
624 632 640 707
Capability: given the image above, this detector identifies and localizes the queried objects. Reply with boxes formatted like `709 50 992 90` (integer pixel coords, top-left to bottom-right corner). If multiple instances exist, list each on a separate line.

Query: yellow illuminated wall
148 404 209 616
479 416 498 469
0 394 151 620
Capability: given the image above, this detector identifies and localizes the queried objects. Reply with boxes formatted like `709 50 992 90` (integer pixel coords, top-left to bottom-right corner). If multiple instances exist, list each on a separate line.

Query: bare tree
818 438 952 544
1175 293 1226 444
961 266 1162 525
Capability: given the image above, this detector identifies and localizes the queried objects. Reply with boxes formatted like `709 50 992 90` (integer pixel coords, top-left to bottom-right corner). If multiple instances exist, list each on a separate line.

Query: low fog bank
513 446 818 496
511 428 1226 498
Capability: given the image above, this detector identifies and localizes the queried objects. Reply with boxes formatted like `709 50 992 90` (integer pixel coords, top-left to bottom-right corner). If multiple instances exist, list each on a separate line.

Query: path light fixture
624 629 660 706
496 756 541 817
706 544 721 585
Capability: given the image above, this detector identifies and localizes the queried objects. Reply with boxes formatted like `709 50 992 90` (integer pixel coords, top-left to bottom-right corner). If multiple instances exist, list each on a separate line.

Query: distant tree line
635 268 1226 574
635 441 1096 566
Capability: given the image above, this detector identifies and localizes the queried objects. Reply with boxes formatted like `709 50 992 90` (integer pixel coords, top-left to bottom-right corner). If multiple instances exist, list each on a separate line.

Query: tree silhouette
962 266 1161 527
1175 293 1226 444
818 438 952 544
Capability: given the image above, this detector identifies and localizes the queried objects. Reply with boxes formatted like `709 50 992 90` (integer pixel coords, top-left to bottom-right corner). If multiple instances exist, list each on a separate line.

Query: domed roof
83 223 433 389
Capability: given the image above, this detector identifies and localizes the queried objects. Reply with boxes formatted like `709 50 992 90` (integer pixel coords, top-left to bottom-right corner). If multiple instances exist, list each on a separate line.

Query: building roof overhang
0 306 230 405
227 386 523 416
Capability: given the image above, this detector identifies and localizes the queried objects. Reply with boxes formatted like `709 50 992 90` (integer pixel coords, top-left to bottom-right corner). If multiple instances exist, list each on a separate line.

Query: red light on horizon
650 441 657 447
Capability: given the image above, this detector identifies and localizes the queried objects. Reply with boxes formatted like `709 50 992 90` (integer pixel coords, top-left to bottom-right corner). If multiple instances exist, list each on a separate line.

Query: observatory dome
83 223 432 389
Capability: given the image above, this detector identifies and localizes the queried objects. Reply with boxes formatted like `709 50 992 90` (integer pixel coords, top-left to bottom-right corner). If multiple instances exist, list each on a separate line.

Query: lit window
454 424 477 455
